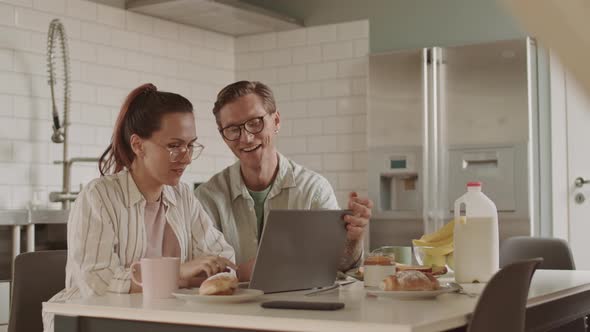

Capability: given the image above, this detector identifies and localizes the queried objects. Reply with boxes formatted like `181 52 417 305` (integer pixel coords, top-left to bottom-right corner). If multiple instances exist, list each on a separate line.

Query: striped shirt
195 153 362 270
43 170 235 331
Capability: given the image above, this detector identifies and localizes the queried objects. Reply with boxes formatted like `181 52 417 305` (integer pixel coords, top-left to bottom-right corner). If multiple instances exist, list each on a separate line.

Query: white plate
172 288 264 304
365 283 460 300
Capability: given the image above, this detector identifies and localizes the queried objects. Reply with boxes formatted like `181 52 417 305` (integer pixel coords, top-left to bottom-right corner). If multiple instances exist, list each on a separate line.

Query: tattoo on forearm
338 239 363 271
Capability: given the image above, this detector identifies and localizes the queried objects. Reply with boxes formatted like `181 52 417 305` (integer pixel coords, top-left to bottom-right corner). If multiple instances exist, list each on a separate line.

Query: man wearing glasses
194 80 373 280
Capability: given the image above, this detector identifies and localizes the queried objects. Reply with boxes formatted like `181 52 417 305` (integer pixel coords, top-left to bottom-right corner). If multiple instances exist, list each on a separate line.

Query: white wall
235 21 370 206
0 0 236 209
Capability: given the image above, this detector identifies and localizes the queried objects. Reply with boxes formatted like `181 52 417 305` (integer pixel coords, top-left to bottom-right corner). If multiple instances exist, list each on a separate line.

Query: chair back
500 236 575 270
467 258 543 332
8 250 67 332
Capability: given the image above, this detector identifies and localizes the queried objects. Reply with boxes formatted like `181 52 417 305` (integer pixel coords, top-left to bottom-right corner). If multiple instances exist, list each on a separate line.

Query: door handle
575 177 590 188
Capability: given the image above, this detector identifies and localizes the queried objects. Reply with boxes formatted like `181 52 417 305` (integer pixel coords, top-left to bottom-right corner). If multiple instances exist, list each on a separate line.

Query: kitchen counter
0 210 28 226
0 209 69 277
0 209 69 225
0 208 70 329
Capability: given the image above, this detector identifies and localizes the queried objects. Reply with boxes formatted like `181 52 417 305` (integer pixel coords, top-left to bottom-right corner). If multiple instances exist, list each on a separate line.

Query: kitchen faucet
47 19 98 209
49 157 100 207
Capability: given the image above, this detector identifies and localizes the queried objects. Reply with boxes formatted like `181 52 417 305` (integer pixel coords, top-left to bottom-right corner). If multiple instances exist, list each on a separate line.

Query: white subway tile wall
0 0 369 209
0 0 235 208
236 20 369 206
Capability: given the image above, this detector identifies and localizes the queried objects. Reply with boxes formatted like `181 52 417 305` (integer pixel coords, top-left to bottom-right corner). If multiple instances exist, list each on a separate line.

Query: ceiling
88 0 303 36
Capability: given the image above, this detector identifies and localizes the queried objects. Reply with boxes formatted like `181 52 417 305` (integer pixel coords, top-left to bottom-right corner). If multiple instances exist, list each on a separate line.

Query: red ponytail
99 83 193 175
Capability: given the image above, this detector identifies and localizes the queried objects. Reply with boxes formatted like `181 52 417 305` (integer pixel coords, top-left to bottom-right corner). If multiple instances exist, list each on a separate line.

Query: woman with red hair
43 83 235 332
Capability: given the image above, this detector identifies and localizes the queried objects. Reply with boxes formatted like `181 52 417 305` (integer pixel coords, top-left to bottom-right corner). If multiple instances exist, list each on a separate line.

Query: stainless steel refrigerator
368 38 537 248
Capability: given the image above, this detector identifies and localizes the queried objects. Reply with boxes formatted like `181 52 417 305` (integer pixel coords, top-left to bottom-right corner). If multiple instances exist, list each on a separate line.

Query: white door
559 61 590 269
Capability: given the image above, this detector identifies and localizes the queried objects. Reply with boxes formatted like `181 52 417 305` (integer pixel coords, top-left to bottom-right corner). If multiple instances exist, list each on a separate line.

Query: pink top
144 200 181 258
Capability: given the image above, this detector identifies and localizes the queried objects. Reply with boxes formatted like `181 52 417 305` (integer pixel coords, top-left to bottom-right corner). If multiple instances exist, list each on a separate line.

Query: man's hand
344 192 373 241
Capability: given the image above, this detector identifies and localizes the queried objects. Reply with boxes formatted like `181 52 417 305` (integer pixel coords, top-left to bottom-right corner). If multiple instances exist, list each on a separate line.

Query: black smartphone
261 301 345 311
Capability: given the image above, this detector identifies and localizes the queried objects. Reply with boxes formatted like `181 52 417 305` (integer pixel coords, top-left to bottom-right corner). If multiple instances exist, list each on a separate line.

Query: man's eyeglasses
153 141 204 162
219 113 271 141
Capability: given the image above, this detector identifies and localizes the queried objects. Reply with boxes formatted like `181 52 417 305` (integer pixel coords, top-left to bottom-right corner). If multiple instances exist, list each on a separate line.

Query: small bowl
413 245 454 272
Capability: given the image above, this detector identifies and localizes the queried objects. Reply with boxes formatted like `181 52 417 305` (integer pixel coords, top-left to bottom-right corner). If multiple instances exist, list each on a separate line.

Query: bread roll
379 270 440 291
199 272 238 296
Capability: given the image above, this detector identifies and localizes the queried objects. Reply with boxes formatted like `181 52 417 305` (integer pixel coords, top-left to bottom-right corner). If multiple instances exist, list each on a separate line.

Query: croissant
199 272 238 295
379 270 440 291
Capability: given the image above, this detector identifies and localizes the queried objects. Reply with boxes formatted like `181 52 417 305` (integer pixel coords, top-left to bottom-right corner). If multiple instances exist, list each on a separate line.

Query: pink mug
130 257 180 300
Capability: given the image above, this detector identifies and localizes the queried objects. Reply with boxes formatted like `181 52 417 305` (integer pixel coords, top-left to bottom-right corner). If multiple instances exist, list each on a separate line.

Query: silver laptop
248 209 350 294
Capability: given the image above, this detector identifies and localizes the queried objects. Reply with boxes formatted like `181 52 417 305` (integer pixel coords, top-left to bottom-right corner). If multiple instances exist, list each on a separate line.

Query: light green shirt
195 153 362 270
247 185 272 240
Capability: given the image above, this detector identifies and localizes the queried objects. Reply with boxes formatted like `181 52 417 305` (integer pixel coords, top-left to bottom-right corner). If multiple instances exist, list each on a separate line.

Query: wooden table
44 270 590 332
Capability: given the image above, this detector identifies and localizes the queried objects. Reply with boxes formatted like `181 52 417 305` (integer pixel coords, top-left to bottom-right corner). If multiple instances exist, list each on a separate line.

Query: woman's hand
180 256 237 281
237 258 256 282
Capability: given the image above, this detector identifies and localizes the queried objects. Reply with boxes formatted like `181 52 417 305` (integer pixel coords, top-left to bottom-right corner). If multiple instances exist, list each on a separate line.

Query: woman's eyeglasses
219 113 271 141
153 141 204 162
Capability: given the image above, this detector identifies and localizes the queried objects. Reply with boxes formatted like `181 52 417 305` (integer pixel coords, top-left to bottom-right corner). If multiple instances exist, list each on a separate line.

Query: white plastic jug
453 182 499 283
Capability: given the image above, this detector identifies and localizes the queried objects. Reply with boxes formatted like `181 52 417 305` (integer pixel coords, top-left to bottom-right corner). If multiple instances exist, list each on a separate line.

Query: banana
421 243 454 256
412 235 453 248
419 218 461 243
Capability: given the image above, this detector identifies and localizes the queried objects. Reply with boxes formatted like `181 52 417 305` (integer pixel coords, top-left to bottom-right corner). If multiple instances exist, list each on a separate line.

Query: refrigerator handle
434 46 448 230
423 47 447 235
422 48 431 233
430 46 441 232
